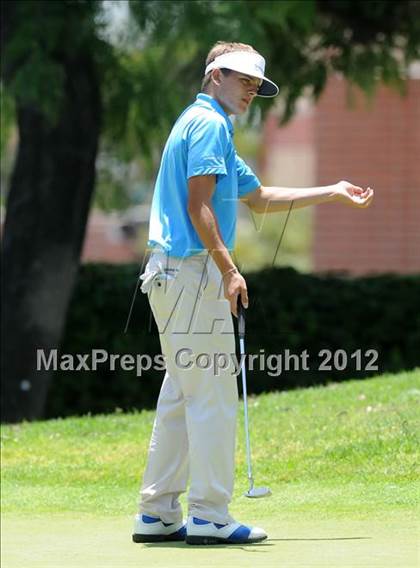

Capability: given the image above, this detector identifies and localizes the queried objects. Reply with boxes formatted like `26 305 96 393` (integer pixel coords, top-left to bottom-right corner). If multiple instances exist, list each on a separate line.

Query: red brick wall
259 103 315 187
81 211 139 264
313 76 420 275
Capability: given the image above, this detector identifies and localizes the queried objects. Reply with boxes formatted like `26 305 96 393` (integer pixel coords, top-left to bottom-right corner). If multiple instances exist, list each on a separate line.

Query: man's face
213 69 262 115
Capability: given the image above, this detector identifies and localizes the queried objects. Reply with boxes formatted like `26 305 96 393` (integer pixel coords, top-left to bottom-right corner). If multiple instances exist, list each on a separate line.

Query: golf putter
237 297 272 499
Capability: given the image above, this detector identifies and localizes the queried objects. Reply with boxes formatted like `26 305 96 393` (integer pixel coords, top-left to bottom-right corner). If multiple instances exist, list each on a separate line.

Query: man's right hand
223 269 248 317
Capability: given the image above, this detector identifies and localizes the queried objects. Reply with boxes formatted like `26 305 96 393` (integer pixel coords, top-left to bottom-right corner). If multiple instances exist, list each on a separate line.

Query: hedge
45 264 420 418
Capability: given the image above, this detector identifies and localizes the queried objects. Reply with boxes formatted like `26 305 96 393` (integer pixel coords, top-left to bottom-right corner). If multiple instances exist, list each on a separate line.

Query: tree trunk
1 54 101 422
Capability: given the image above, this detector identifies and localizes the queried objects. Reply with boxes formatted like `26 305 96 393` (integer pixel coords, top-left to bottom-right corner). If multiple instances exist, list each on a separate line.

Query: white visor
204 51 279 98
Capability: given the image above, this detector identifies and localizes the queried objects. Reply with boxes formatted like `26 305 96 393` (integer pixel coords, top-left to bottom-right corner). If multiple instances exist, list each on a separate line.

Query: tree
1 0 419 422
127 0 420 123
1 0 104 421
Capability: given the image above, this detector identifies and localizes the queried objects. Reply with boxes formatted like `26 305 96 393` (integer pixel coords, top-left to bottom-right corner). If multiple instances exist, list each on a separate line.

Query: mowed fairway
2 512 418 568
2 370 419 567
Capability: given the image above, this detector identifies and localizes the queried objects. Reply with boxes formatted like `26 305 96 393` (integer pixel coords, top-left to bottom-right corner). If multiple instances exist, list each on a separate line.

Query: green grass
2 370 419 567
2 369 419 520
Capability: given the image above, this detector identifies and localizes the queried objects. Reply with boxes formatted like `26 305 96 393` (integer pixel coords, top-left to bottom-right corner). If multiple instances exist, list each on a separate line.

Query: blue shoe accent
193 517 212 525
162 521 174 527
169 525 187 539
214 522 227 529
227 525 251 542
142 515 161 524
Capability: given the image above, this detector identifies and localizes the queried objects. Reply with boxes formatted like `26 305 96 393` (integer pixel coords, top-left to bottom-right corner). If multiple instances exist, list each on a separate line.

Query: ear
211 68 223 87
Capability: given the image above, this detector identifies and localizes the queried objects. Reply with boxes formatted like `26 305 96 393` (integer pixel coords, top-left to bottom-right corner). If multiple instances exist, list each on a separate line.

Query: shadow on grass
269 537 372 541
141 542 274 550
140 535 372 549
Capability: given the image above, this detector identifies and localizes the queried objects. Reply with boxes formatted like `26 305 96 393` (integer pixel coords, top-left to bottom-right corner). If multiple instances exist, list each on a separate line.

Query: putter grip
237 298 246 338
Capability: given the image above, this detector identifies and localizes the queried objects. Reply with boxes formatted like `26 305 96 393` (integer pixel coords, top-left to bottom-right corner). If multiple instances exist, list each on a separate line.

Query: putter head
244 486 272 498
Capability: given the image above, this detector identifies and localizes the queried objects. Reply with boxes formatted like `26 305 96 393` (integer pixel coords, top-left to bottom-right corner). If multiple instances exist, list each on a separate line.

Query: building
81 208 145 264
260 74 420 275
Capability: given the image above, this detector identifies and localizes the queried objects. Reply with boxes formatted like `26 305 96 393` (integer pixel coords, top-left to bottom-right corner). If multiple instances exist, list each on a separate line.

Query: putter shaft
239 336 254 489
238 299 271 499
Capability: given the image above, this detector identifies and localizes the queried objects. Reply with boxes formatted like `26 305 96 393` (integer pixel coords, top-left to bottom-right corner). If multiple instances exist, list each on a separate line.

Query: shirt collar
195 93 234 135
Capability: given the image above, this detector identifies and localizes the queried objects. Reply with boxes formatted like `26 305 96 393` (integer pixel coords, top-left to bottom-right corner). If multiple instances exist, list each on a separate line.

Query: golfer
133 41 374 545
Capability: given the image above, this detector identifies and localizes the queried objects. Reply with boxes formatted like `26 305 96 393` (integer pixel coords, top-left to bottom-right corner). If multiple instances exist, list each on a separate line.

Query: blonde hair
201 41 259 92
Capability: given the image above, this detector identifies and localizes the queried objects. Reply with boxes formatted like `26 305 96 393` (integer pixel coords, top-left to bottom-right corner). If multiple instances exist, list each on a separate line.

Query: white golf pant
138 250 238 525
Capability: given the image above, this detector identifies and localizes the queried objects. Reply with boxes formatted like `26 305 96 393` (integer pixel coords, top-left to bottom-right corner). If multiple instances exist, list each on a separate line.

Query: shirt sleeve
187 116 228 179
236 154 261 197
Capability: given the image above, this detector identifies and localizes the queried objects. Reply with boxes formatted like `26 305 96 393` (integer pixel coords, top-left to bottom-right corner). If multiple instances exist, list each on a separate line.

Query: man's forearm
250 184 338 213
188 202 236 275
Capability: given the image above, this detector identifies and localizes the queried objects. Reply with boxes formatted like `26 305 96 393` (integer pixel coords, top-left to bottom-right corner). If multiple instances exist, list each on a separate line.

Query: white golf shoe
132 514 186 543
185 515 267 545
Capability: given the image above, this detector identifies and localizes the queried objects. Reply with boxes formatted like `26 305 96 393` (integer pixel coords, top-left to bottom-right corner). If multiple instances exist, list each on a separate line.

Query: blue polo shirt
147 93 261 257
